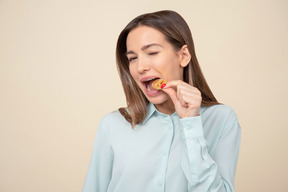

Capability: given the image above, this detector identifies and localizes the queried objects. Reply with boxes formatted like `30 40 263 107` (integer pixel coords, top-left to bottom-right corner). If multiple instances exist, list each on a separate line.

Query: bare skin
126 25 201 118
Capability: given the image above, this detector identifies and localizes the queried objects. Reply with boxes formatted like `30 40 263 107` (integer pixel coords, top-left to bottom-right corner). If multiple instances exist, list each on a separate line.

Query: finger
165 80 200 95
163 80 184 89
162 80 201 107
178 93 202 107
161 87 180 107
177 85 202 107
177 86 201 100
176 83 201 95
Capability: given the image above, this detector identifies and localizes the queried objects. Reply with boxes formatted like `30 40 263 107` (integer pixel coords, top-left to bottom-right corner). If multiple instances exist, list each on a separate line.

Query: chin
146 94 169 105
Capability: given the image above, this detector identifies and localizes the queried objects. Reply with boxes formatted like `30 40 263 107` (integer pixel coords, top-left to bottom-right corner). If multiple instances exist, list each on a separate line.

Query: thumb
161 87 180 107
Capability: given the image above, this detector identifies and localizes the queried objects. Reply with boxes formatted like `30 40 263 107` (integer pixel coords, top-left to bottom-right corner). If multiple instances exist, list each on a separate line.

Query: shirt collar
142 103 206 125
142 102 157 125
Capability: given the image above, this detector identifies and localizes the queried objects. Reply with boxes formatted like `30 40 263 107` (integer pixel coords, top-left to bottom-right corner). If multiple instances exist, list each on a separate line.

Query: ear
178 45 191 68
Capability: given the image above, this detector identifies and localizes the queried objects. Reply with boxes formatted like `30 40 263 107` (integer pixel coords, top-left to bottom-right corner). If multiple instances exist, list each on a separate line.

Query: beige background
0 0 287 191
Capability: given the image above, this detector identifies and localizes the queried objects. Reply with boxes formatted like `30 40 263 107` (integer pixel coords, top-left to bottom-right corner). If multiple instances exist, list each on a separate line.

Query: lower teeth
147 83 156 92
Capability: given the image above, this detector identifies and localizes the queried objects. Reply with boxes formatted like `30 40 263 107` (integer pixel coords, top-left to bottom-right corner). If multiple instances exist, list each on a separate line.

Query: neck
154 99 175 115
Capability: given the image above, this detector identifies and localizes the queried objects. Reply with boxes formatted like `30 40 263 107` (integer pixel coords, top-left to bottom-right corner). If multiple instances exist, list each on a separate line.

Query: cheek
160 59 182 79
129 65 137 81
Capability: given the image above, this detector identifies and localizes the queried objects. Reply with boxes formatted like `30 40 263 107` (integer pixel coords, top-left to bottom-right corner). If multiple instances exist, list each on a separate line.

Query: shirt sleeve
82 119 114 192
179 110 241 192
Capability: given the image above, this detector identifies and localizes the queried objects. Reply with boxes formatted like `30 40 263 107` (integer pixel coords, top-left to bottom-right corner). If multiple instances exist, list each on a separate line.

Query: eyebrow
126 43 162 56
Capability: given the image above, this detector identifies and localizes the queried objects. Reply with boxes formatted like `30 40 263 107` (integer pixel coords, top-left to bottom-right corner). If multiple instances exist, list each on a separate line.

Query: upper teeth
144 78 156 82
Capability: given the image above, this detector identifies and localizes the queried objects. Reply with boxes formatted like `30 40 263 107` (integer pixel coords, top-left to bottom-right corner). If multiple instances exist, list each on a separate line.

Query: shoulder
201 104 241 133
98 109 132 133
101 109 130 126
201 104 238 122
201 104 234 114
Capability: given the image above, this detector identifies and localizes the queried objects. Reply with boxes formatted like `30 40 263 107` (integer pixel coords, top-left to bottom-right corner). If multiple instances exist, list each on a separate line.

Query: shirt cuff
179 116 204 139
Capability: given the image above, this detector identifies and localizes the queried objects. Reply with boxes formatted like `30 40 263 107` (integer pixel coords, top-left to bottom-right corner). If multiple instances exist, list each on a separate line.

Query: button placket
157 115 174 191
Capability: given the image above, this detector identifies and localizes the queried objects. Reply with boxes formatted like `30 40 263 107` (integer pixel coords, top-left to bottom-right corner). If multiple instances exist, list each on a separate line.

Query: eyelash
149 52 158 55
128 57 137 62
128 52 159 63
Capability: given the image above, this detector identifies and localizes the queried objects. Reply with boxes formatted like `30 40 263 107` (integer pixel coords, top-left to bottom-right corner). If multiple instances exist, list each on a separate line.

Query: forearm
180 116 240 192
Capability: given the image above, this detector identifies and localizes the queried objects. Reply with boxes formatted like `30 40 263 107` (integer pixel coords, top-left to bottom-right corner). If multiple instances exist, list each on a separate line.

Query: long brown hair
116 10 219 127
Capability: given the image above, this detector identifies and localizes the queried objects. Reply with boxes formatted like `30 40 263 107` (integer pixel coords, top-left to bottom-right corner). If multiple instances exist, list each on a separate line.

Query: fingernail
161 83 166 89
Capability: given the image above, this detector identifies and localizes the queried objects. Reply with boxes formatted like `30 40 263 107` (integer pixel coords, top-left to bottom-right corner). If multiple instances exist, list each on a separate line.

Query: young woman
83 10 241 192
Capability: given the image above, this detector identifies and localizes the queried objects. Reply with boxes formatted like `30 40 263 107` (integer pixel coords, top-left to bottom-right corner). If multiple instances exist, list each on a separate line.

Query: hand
162 80 202 118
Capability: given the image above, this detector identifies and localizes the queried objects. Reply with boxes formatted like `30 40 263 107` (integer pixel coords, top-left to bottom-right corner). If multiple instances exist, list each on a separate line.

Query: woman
83 10 241 192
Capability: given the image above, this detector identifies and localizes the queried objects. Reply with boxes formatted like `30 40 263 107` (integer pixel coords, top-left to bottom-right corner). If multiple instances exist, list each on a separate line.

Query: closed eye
128 57 137 62
148 52 159 55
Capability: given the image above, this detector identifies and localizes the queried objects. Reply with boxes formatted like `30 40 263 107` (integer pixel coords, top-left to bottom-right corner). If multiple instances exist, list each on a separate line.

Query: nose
137 56 150 74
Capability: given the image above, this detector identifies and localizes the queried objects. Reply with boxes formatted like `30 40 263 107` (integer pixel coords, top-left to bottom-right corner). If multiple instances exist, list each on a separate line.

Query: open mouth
142 77 160 92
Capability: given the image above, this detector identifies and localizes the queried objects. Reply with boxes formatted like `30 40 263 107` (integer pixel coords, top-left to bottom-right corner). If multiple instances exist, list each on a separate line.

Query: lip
140 76 160 83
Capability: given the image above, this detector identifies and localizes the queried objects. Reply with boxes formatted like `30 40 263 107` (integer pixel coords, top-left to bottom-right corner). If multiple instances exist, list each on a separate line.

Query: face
126 25 188 106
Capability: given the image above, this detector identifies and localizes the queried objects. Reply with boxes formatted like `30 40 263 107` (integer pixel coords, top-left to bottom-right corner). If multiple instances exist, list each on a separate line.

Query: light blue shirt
83 103 241 192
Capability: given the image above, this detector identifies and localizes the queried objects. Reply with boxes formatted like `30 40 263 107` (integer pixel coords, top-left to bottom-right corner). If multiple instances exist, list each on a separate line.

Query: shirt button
163 152 167 156
157 182 162 187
